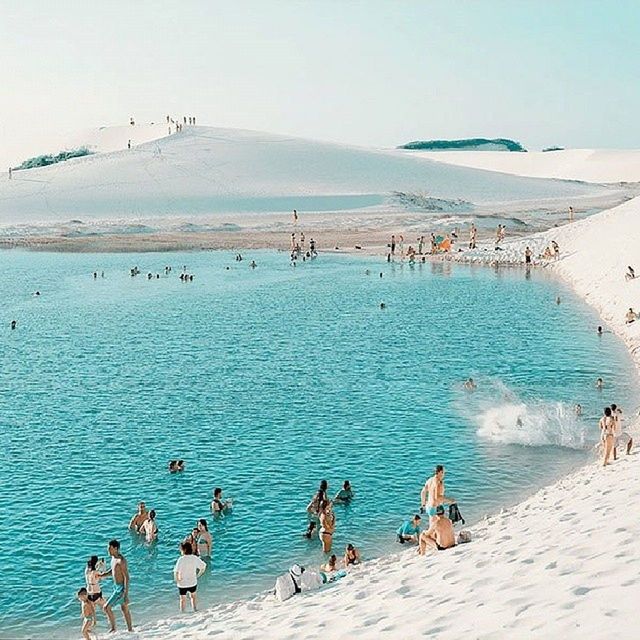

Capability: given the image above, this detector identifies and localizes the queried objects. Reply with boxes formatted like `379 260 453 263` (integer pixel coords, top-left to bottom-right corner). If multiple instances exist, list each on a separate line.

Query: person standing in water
390 235 396 256
128 502 149 532
599 407 616 466
525 246 532 265
334 480 354 503
196 519 213 558
173 541 207 612
141 510 158 543
318 501 336 553
305 480 328 538
102 539 133 632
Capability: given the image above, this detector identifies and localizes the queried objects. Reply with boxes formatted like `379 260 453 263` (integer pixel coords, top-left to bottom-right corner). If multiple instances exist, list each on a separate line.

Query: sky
1 0 639 166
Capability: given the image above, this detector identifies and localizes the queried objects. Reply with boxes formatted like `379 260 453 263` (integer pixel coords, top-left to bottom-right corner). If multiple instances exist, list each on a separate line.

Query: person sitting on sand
625 308 637 324
141 510 158 543
319 501 336 553
322 554 340 573
543 246 553 260
334 480 354 504
77 588 96 640
128 502 149 533
344 543 361 567
421 465 456 519
599 406 616 466
625 266 636 280
211 487 230 515
551 240 560 258
396 514 421 544
463 377 477 391
418 505 456 555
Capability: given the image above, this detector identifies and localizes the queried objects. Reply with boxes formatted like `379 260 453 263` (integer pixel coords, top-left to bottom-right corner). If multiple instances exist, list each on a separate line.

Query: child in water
77 588 96 640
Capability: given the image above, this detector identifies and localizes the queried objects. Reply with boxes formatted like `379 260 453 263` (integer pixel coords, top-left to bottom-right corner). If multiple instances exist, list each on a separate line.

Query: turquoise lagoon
0 251 636 638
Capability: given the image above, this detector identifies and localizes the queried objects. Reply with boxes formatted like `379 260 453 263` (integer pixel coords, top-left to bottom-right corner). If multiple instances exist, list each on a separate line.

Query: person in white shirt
140 510 157 543
174 541 207 612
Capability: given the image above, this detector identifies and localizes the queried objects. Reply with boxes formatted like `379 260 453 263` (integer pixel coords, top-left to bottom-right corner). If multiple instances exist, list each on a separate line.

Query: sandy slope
0 127 617 225
407 149 640 184
122 200 640 638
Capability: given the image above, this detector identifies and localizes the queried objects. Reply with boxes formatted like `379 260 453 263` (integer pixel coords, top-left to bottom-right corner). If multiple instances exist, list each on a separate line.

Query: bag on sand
275 564 305 601
448 503 465 525
457 530 472 544
300 570 325 592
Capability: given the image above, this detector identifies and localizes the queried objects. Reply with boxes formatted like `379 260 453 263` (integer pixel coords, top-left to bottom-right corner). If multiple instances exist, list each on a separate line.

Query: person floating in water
379 302 386 309
463 378 477 391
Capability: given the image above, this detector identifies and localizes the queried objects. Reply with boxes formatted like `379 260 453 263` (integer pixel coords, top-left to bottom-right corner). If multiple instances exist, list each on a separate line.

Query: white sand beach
120 180 640 638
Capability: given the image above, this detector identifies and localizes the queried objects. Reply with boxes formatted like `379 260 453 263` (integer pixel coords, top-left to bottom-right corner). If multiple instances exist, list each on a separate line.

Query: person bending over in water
128 502 149 532
418 505 456 555
77 588 96 640
599 407 616 466
396 514 421 543
334 480 354 504
319 501 336 553
305 480 328 538
421 465 456 520
344 544 361 567
211 487 231 515
463 378 477 391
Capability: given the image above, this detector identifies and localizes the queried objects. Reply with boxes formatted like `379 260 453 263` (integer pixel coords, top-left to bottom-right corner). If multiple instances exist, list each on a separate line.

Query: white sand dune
127 202 640 637
0 127 618 225
407 148 640 184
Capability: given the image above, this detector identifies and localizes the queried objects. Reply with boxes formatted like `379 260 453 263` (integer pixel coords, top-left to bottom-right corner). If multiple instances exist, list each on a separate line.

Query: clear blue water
0 251 636 638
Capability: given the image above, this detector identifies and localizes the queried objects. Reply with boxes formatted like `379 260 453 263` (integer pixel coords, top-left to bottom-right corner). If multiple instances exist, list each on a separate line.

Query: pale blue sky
1 0 639 164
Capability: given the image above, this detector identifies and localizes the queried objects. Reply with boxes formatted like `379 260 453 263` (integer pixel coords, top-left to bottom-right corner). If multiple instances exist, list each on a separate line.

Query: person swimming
334 480 354 504
463 378 477 391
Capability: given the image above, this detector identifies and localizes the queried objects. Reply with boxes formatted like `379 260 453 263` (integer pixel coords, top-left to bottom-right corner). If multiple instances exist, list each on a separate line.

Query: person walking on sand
420 465 455 519
293 209 298 224
599 407 616 466
174 541 207 612
469 223 477 249
418 505 456 555
102 539 133 632
319 501 336 553
611 403 633 458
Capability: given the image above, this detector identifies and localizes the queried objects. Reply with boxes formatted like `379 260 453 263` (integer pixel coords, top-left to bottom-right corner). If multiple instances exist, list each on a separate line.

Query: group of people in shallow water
76 480 233 637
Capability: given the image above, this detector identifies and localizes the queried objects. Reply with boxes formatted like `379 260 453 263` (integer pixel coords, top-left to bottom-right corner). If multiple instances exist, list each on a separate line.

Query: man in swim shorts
103 539 133 632
418 505 456 555
421 465 456 521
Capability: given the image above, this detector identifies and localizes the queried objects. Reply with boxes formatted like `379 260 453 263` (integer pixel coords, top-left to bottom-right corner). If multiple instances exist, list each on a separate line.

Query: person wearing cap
396 514 421 544
418 505 456 555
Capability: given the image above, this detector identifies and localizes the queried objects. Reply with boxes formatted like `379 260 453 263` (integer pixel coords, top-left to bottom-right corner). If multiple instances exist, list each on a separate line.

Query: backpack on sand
448 503 465 525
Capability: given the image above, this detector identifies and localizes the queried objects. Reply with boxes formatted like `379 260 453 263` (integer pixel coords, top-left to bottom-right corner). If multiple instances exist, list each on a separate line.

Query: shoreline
125 197 640 639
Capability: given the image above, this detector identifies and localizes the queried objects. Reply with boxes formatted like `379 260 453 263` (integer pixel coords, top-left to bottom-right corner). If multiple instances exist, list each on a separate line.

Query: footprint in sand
544 561 557 570
573 586 592 596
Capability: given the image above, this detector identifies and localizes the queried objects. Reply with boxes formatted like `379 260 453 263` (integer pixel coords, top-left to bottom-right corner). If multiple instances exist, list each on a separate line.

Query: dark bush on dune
15 147 93 170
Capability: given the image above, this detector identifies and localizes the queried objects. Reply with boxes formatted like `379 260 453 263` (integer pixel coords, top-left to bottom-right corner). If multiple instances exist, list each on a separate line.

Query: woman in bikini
344 543 361 567
318 501 336 553
599 406 616 466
